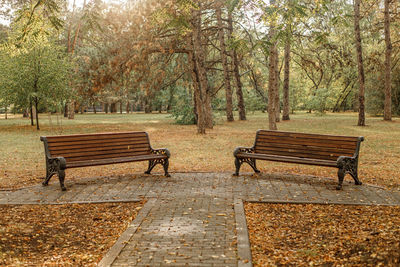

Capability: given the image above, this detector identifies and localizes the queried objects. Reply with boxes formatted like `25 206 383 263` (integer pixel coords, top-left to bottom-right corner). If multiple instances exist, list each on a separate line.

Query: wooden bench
233 130 364 190
40 131 170 191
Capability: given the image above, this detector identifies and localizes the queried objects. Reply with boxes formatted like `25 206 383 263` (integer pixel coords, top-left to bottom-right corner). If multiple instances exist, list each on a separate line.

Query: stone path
1 172 399 266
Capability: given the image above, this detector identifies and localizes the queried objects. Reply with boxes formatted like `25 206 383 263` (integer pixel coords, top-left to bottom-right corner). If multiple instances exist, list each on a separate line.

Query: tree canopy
0 0 399 131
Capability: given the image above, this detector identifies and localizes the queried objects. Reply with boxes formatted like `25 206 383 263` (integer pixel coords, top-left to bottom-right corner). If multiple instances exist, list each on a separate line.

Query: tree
191 2 213 133
216 2 234 122
354 0 366 126
282 39 291 120
384 0 392 121
227 5 246 121
267 0 278 130
2 12 71 129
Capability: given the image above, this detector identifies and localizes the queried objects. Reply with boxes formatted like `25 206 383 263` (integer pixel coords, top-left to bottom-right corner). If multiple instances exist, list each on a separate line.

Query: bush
169 88 196 125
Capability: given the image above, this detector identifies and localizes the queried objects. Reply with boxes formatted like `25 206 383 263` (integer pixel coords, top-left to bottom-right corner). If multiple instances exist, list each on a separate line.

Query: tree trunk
144 98 152 113
110 103 116 113
204 93 213 129
34 97 40 130
93 102 97 114
30 99 34 126
250 69 268 111
68 101 75 119
192 3 213 133
126 101 130 114
23 108 29 118
188 49 200 126
274 46 280 122
120 101 123 114
282 41 291 121
193 84 199 125
64 103 68 117
267 0 278 130
228 10 246 120
4 106 7 119
105 103 109 114
354 0 366 126
384 0 392 121
216 5 234 122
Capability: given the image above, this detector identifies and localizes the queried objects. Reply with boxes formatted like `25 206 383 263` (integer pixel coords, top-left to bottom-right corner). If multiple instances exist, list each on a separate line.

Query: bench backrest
41 132 152 162
254 130 363 161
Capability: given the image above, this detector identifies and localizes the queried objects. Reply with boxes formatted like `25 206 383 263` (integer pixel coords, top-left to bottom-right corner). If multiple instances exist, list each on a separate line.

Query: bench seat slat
66 154 167 168
236 152 337 167
257 130 359 142
47 137 149 148
49 144 150 154
255 143 355 155
62 151 155 162
255 145 354 160
46 132 148 142
256 136 357 150
254 149 344 161
52 147 152 159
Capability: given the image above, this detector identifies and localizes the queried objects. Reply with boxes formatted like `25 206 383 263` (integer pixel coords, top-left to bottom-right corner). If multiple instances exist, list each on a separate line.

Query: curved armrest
48 157 67 170
233 146 254 157
151 148 171 158
336 155 357 169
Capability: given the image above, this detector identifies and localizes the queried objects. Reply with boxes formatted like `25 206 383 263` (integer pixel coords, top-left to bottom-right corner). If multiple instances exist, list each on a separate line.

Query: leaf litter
0 201 144 266
245 203 400 266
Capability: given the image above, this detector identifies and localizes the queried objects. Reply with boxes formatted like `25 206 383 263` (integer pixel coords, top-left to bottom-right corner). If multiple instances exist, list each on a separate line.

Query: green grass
0 111 399 189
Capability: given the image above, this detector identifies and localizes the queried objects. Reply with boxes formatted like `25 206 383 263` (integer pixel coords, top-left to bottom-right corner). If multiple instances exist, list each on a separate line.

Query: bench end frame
233 146 260 176
145 147 171 177
40 136 67 191
335 136 364 190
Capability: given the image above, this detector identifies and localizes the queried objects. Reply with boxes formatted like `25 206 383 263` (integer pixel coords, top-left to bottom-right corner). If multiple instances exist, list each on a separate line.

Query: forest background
0 0 399 134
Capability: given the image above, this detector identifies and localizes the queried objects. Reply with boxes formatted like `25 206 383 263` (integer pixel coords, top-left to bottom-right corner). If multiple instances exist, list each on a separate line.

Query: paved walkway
1 172 399 266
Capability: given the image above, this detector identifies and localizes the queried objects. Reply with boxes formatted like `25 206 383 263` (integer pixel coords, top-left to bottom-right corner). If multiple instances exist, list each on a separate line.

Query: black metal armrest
47 157 67 170
233 146 254 157
336 155 357 168
151 148 171 158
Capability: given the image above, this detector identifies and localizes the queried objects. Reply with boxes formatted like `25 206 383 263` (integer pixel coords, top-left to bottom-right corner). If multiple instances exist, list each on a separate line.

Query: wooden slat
256 136 357 150
256 134 357 146
253 148 339 161
257 130 359 142
255 144 354 156
52 147 151 159
255 142 355 155
47 137 149 148
49 143 150 154
255 146 352 159
46 131 147 142
63 151 153 162
66 154 167 168
236 152 337 167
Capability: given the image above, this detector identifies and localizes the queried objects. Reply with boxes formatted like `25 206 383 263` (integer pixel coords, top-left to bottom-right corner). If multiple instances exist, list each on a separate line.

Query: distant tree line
0 0 399 132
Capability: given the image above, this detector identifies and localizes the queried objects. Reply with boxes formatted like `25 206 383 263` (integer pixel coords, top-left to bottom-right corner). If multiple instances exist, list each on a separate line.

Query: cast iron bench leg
163 158 170 177
234 157 260 176
58 169 66 191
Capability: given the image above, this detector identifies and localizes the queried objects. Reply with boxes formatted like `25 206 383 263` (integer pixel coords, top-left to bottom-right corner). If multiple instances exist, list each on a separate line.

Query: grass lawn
0 111 399 190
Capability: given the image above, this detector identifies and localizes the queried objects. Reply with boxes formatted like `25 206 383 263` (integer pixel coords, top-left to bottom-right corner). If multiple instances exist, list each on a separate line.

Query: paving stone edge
234 198 253 267
98 198 157 267
246 199 400 206
1 199 142 205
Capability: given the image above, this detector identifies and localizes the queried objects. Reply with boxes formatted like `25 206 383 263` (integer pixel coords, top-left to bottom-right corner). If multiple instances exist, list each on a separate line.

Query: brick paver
1 172 399 266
